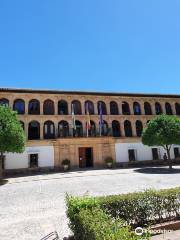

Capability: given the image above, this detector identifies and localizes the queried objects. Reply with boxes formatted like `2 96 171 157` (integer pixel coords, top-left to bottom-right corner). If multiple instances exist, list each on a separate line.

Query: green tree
142 115 180 169
0 105 26 178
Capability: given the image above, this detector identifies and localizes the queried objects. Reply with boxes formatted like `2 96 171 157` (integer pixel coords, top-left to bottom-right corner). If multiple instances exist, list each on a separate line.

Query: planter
63 165 69 171
107 162 113 168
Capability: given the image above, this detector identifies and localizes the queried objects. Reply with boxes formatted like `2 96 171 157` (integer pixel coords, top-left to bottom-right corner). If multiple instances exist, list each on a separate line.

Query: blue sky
0 0 180 93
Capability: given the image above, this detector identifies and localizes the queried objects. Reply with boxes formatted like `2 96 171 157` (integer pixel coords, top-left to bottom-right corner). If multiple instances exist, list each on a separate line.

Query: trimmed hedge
99 187 180 226
66 187 180 239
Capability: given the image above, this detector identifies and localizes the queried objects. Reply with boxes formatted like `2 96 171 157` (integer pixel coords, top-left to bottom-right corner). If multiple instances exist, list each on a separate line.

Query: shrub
62 159 70 165
66 195 149 240
104 157 114 164
98 187 180 226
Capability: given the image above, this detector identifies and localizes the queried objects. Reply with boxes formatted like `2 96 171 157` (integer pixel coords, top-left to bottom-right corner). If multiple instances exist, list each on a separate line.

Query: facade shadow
134 167 180 174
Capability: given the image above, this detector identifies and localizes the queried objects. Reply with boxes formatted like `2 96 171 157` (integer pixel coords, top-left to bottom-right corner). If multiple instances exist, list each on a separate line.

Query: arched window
19 121 24 130
86 120 96 137
99 120 108 136
43 100 54 115
28 121 40 140
124 120 132 137
97 101 107 115
85 101 94 115
44 121 55 139
58 121 69 137
136 120 143 137
144 102 152 115
122 102 130 115
0 98 9 106
175 103 180 115
133 102 141 115
29 99 40 115
165 102 172 115
112 120 121 137
73 120 83 137
155 102 162 115
110 101 119 115
58 100 68 115
13 99 25 114
72 100 82 115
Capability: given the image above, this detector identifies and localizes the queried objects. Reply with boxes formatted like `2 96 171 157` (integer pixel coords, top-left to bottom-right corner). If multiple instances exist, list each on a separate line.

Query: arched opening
19 121 24 130
58 120 69 137
72 100 82 115
97 101 107 115
110 101 119 115
28 121 40 140
124 120 132 137
58 100 68 115
122 102 130 115
136 120 143 137
29 99 40 115
44 121 55 139
155 102 162 115
99 120 108 136
112 120 121 137
165 102 172 115
43 99 54 115
144 102 152 115
133 102 141 115
86 120 96 137
13 99 25 114
73 120 83 137
0 98 9 106
175 103 180 115
85 101 94 115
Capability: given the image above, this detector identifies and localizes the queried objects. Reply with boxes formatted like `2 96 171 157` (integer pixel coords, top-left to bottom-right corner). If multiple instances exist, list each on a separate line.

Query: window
58 100 68 115
28 121 40 140
128 149 136 161
28 99 40 115
155 102 162 115
165 102 172 115
112 120 121 137
72 100 82 115
99 120 108 136
124 120 132 137
175 103 180 115
133 102 141 115
73 120 83 137
44 121 55 139
0 98 9 106
43 100 54 115
174 148 180 159
85 101 94 115
110 101 119 115
122 102 130 115
97 101 107 115
136 120 143 137
58 121 69 137
13 99 25 114
152 148 159 160
29 154 38 168
144 102 152 115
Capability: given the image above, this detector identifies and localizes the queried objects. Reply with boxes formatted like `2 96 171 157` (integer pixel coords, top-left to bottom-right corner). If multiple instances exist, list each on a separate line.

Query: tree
142 115 180 169
0 105 25 178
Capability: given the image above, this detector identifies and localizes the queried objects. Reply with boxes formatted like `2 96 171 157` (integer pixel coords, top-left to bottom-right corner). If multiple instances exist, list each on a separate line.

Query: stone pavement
0 167 180 240
151 230 180 240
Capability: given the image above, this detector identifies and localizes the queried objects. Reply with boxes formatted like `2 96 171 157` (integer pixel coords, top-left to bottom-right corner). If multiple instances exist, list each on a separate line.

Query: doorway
29 154 39 168
79 147 93 168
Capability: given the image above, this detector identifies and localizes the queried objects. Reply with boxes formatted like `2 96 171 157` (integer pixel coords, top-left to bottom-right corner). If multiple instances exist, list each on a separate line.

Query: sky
0 0 180 94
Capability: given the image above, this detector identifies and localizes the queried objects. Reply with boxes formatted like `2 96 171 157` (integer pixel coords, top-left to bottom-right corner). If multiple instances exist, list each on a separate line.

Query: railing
40 231 59 240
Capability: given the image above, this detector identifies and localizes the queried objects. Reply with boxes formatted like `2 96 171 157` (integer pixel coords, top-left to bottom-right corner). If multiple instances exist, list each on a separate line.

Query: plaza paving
0 167 180 240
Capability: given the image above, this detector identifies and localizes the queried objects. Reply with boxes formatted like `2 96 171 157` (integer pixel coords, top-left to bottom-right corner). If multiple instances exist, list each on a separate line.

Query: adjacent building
0 88 180 171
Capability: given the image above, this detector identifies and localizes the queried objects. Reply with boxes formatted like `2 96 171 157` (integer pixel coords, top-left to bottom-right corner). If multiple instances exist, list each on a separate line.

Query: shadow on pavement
134 167 180 174
0 179 8 185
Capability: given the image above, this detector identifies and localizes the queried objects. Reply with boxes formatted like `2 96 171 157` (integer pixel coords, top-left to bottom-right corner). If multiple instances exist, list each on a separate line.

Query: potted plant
62 159 70 171
104 157 114 168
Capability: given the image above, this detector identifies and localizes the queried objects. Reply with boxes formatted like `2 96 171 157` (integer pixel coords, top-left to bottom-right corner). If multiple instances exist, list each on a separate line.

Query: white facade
5 146 54 170
115 142 180 163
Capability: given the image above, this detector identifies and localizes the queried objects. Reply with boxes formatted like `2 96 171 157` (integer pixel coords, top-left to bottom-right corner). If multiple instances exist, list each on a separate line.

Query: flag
99 102 103 136
72 104 76 130
86 102 91 137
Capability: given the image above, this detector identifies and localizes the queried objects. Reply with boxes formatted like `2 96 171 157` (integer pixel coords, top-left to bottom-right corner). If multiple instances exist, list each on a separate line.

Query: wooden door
79 148 86 168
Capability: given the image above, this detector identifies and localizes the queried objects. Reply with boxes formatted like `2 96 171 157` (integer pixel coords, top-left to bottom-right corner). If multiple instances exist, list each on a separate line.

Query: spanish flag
86 102 91 137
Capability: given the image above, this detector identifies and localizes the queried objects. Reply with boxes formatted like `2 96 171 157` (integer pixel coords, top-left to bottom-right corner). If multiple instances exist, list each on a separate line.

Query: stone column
140 101 145 115
25 101 29 115
24 120 29 140
106 101 110 115
118 100 122 115
161 101 166 114
131 121 137 137
171 102 176 115
120 119 125 137
40 120 44 140
129 101 134 115
40 101 44 115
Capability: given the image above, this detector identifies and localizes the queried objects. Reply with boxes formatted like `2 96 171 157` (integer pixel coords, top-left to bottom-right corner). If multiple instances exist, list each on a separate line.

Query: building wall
115 141 180 163
5 145 54 169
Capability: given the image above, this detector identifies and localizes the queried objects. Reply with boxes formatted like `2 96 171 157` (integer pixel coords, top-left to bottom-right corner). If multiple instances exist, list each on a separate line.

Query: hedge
98 187 180 226
66 187 180 239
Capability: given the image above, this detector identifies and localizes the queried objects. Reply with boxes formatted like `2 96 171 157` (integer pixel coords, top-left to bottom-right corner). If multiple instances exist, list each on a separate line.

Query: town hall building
0 88 180 172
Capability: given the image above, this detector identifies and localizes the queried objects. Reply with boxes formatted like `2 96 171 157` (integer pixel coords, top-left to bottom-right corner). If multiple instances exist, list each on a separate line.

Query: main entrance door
79 147 93 168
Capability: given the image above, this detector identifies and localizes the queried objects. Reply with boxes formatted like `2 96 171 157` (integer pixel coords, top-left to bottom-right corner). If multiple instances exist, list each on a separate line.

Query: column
25 101 29 115
129 102 134 115
118 100 122 115
140 101 145 115
152 101 156 115
81 100 85 115
131 121 137 137
40 101 44 115
171 102 176 115
106 101 110 115
120 119 125 137
40 120 44 140
24 121 29 140
161 101 166 114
